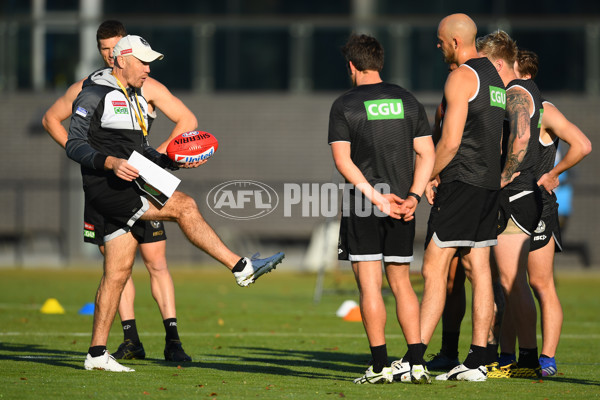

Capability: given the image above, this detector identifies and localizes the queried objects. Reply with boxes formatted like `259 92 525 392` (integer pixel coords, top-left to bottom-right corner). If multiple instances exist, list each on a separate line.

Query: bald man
396 14 506 382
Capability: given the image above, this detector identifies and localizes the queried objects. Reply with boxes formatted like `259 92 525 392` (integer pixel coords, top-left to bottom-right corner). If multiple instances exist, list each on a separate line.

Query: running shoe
539 356 557 377
234 252 284 287
112 340 146 360
411 364 432 384
425 352 460 371
84 351 134 372
486 361 499 373
391 358 411 382
435 364 487 381
164 340 192 362
511 365 542 379
353 365 393 384
487 361 515 378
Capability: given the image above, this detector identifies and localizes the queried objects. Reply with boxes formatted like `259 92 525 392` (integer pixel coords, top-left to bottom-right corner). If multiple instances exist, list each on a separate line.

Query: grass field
1 265 599 399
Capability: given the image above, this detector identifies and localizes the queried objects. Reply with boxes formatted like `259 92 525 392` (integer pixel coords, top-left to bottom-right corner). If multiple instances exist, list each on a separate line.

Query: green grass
1 265 599 399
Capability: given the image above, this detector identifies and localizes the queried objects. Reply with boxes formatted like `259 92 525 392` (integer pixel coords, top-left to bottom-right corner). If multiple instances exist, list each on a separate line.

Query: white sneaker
391 358 411 382
84 352 134 372
411 364 432 384
234 252 284 287
353 365 393 384
435 364 486 381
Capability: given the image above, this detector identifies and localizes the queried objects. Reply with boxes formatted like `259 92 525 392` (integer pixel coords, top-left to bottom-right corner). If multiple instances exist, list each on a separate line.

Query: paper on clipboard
128 151 181 206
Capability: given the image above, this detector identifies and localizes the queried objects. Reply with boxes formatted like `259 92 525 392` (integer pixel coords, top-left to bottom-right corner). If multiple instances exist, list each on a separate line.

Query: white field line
1 331 599 340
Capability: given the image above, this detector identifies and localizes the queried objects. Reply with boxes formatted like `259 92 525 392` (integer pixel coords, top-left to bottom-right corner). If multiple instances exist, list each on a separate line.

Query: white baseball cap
113 35 164 62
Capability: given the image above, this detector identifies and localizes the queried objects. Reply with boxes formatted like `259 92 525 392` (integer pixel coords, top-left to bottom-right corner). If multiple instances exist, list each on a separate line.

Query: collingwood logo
533 220 547 241
534 220 546 234
151 221 162 229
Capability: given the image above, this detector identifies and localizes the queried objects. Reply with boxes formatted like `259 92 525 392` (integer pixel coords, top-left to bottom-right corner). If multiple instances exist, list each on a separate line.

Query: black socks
463 344 487 369
486 343 499 365
517 347 539 368
441 331 460 359
163 318 180 342
121 319 140 343
402 343 427 366
232 258 247 273
370 344 389 373
88 345 106 358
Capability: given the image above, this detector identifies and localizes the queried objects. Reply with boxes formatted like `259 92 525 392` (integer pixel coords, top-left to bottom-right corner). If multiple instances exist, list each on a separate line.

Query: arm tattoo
502 90 531 182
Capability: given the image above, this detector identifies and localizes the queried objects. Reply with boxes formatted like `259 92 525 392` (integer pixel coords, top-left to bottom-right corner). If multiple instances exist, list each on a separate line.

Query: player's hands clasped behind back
375 193 418 221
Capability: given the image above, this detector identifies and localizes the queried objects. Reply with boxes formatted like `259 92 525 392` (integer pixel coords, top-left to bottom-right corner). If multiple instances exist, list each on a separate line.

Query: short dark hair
341 34 384 72
516 49 539 79
96 20 127 48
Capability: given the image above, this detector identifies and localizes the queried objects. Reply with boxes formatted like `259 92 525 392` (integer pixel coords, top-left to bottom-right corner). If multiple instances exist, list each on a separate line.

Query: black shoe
112 339 146 360
164 340 192 362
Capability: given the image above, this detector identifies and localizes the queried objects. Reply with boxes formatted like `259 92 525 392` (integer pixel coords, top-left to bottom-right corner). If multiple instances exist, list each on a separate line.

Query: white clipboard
128 151 181 206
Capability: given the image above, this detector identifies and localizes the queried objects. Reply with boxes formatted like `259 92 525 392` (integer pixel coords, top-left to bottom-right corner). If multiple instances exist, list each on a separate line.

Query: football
166 130 219 163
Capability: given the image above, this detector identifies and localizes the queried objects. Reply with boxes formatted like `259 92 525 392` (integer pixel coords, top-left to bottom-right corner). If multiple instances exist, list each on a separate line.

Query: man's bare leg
459 247 494 349
353 261 386 347
139 241 176 319
420 242 457 345
141 192 240 268
91 232 138 347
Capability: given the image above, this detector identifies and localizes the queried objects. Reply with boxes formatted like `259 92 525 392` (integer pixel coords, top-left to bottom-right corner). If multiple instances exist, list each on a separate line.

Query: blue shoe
539 356 557 377
234 252 284 287
497 353 516 367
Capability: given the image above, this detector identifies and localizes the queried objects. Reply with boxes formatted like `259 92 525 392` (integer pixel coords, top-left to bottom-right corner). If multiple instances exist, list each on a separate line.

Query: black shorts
83 197 166 245
497 187 543 236
530 191 562 252
338 211 415 263
425 181 499 249
83 176 150 242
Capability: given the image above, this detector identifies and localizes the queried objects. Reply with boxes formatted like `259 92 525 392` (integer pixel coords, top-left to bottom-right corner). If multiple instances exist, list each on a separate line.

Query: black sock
401 343 424 366
463 344 486 369
408 343 426 365
231 258 247 273
441 331 460 359
163 318 180 342
88 345 106 358
517 347 539 368
369 344 388 373
540 353 552 359
486 343 499 365
121 319 140 344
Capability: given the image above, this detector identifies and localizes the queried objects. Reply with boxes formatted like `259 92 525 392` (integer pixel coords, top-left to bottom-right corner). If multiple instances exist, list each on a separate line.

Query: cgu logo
489 86 506 109
364 99 404 120
175 147 214 163
206 180 279 220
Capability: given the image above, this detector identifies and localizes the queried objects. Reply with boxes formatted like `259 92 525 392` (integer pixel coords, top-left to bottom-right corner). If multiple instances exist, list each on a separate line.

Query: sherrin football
166 131 219 163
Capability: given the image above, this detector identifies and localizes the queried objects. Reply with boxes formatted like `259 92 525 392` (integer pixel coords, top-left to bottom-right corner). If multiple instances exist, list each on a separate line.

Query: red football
166 131 219 163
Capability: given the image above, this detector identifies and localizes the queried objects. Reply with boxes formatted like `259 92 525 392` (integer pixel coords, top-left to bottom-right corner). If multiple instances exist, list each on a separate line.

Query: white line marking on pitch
1 332 599 340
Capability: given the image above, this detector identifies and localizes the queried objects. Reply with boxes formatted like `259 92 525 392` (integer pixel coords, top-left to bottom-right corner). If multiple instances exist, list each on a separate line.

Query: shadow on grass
143 346 373 380
0 342 84 370
538 375 600 386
